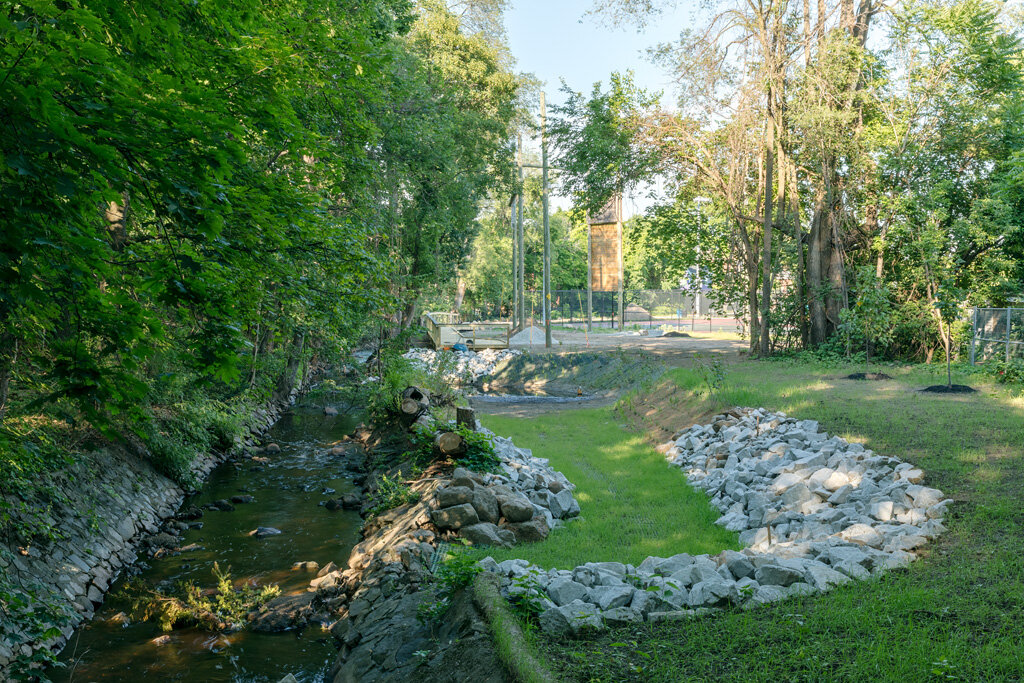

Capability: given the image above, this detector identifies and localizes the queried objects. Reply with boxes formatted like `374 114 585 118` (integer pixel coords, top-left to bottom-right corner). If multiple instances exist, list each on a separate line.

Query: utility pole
517 134 525 331
510 194 518 328
541 92 552 348
586 226 593 332
618 216 624 331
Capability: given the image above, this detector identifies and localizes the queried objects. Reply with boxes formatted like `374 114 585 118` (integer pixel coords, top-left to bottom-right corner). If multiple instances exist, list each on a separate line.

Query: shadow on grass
547 359 1024 682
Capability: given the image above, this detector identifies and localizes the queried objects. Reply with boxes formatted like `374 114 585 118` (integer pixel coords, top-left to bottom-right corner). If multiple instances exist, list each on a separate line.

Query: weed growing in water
120 562 279 632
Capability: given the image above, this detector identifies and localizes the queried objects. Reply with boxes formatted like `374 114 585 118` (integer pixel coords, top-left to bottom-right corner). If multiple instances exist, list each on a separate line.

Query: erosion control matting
920 384 978 394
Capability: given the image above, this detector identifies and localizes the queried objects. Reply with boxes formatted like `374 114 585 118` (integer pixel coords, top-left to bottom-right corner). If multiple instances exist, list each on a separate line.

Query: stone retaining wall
0 385 304 676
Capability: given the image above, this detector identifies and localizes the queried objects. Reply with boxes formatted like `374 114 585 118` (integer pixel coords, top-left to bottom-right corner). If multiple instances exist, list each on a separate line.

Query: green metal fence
971 307 1024 364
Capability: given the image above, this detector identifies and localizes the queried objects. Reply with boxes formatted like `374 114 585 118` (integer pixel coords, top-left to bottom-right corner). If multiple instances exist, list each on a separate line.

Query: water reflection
59 405 362 683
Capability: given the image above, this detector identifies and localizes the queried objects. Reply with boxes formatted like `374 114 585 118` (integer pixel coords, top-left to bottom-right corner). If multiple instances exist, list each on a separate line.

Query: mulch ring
920 384 978 394
844 372 893 380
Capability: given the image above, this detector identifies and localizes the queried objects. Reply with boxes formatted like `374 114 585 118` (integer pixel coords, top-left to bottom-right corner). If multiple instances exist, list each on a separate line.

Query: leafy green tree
460 176 584 315
374 1 521 325
839 267 894 372
548 72 660 216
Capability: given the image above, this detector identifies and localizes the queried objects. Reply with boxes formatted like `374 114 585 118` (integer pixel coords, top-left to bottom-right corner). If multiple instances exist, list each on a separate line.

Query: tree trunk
0 335 16 423
747 258 760 355
272 329 305 404
454 279 466 314
456 406 476 431
826 216 846 331
840 0 855 33
402 299 418 329
104 190 130 250
759 113 774 357
435 431 465 456
875 216 888 278
802 0 812 67
809 182 827 345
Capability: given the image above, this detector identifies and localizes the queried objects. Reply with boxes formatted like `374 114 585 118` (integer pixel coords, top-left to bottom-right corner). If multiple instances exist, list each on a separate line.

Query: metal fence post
1008 307 1013 364
970 306 977 365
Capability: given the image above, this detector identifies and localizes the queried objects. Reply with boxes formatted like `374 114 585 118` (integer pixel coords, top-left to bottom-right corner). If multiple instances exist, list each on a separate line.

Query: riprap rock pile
667 407 949 554
479 407 950 636
430 433 580 547
403 348 521 383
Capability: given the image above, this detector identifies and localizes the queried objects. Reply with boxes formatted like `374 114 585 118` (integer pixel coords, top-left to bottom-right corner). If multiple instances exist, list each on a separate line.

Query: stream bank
0 369 332 680
56 403 365 681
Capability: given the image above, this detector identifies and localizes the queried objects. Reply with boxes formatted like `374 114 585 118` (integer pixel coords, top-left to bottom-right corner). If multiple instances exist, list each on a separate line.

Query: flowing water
58 404 363 683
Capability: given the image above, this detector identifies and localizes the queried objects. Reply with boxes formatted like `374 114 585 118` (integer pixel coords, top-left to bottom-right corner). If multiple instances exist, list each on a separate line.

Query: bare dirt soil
508 328 746 367
471 332 741 420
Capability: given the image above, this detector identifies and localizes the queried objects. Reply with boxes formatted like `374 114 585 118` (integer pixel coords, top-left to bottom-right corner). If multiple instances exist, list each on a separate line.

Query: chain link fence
970 307 1024 364
462 289 741 329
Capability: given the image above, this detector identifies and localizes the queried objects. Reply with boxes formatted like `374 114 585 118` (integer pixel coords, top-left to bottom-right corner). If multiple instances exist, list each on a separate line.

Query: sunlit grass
539 359 1024 682
477 408 739 569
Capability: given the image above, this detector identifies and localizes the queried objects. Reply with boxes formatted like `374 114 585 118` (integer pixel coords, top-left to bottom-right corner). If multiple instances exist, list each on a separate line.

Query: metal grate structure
461 289 741 329
970 307 1024 364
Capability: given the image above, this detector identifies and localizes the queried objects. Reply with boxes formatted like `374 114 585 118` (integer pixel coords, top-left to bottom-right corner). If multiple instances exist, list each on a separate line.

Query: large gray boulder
546 578 588 606
687 577 738 607
499 496 534 523
436 486 474 508
720 550 755 579
555 489 579 518
431 503 479 530
589 585 634 611
538 600 602 636
803 562 852 590
471 488 500 523
601 606 641 626
503 516 549 543
460 522 511 548
754 563 804 587
742 584 788 609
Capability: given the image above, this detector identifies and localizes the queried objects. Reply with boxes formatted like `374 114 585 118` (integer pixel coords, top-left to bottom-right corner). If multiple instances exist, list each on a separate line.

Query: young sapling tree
840 266 895 374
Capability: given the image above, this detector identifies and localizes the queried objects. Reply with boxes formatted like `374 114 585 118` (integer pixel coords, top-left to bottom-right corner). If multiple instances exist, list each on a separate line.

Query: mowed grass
477 408 739 569
541 360 1024 682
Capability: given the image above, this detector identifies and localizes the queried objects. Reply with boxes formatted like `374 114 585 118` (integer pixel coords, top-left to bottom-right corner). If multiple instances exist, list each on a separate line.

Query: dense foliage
0 0 520 482
538 0 1024 360
1 0 520 672
460 175 586 315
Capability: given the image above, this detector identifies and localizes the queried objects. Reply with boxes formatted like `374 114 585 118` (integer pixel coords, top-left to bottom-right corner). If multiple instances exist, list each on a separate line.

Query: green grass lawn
537 360 1024 682
477 409 739 569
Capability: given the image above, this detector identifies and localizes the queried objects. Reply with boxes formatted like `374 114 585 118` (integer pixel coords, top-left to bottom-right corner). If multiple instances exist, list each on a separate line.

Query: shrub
692 352 726 396
366 473 421 517
416 549 484 626
404 423 502 473
991 358 1024 386
120 563 279 632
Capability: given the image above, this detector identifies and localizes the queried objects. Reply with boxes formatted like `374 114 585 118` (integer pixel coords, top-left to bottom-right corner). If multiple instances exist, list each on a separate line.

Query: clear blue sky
506 0 696 108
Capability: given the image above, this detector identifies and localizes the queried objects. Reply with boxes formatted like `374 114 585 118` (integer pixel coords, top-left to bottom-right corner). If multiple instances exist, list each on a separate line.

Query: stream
58 404 363 683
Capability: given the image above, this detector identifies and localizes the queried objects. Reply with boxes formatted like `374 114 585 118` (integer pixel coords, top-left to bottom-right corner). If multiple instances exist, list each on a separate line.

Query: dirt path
509 329 746 367
469 390 619 419
472 334 744 419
